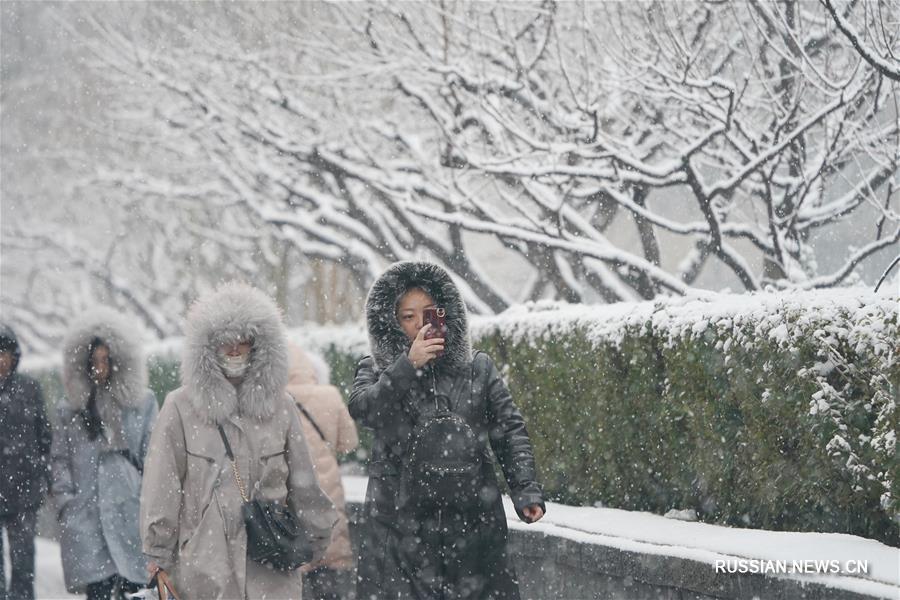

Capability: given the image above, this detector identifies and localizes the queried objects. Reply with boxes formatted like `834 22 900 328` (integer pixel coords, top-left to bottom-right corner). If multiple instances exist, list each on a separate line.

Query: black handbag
217 425 313 571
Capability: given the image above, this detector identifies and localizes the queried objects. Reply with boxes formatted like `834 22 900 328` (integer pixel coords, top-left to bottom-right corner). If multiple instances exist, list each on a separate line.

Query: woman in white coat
140 282 336 600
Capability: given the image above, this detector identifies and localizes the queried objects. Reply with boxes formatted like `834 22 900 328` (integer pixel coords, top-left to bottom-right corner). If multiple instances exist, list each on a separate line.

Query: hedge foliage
473 300 898 545
25 290 898 545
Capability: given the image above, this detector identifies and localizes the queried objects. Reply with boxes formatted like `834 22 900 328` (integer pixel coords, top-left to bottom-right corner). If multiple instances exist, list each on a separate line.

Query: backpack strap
434 351 484 414
466 351 483 411
471 351 493 427
471 350 485 399
436 353 484 414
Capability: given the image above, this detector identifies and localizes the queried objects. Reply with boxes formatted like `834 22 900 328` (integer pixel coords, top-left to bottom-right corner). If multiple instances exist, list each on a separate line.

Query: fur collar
61 307 147 411
365 261 472 374
182 282 288 424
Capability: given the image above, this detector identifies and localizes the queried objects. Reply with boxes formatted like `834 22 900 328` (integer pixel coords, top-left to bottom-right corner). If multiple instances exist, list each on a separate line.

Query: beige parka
286 344 359 572
140 283 336 600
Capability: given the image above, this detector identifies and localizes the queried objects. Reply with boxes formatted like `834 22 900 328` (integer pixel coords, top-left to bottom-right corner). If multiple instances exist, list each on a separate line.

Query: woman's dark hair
80 337 109 440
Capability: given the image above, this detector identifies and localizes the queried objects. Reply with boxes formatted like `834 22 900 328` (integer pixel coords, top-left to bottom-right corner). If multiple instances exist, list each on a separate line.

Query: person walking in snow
51 309 158 600
140 282 336 600
0 324 52 600
351 261 545 600
286 344 360 600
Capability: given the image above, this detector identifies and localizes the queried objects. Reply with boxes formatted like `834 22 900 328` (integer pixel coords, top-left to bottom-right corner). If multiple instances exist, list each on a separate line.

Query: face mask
219 353 250 378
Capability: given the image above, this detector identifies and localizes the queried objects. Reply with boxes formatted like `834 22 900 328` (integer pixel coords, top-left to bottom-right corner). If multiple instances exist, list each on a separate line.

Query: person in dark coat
0 324 51 600
350 261 545 600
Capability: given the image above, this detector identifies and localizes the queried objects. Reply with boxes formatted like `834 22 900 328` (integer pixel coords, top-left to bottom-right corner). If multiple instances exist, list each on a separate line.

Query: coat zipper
430 368 439 411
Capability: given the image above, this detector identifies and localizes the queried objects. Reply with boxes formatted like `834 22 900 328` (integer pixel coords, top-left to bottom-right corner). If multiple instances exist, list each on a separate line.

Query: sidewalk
26 476 900 599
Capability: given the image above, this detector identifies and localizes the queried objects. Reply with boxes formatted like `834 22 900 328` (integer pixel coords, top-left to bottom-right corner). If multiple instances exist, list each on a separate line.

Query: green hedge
25 289 899 545
474 306 898 545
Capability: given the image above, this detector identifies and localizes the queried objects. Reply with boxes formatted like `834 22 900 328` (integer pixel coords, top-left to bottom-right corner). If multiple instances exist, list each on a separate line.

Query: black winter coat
350 261 544 600
0 326 51 516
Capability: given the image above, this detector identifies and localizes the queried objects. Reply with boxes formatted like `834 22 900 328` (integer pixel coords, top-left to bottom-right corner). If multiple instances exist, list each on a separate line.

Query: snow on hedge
475 287 896 355
22 287 895 369
282 287 897 361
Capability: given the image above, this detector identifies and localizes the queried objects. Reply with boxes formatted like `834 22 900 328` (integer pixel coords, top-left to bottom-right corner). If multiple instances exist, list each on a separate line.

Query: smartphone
423 307 447 357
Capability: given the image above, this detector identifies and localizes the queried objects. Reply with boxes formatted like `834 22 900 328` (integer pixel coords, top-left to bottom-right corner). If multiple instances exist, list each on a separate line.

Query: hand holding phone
423 307 447 358
408 307 446 368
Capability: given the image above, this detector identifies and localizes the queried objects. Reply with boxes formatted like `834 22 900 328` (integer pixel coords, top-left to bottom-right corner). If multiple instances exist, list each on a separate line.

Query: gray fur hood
365 261 472 374
182 282 289 424
61 307 147 411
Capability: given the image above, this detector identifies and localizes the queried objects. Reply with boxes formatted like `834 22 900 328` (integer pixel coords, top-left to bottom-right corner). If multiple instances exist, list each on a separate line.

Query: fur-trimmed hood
0 323 21 375
365 261 472 373
182 282 289 424
61 307 147 411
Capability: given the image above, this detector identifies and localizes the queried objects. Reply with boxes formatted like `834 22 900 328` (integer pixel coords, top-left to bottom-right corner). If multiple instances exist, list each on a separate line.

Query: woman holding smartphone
350 261 545 600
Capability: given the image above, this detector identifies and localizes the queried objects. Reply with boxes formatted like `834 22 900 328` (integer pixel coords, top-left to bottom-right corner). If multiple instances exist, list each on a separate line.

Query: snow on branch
5 1 898 345
821 0 900 82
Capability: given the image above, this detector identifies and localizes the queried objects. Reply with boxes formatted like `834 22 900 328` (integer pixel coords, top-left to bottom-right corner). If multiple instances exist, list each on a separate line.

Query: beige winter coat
287 345 359 572
140 283 336 600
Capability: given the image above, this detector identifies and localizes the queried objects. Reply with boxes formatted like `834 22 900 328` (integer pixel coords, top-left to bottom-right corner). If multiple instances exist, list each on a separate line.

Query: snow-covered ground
23 476 899 599
34 538 79 599
1 536 78 599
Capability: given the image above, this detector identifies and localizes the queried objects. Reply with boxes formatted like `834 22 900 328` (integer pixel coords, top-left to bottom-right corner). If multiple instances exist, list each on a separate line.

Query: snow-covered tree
3 0 897 351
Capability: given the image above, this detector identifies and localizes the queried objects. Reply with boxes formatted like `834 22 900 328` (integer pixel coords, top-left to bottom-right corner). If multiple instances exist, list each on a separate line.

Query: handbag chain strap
217 424 249 503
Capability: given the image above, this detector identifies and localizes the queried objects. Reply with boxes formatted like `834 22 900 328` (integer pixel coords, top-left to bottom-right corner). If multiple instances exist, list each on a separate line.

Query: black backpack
402 355 483 515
